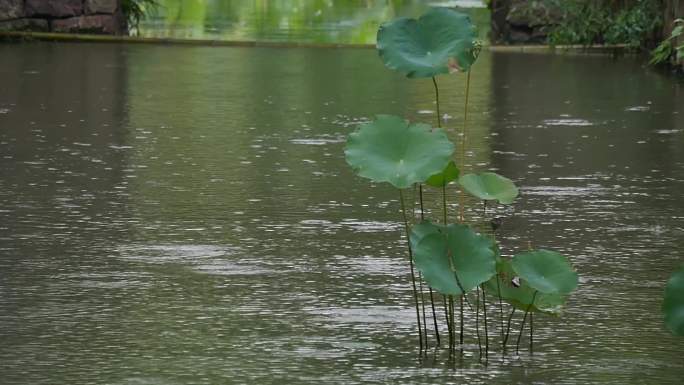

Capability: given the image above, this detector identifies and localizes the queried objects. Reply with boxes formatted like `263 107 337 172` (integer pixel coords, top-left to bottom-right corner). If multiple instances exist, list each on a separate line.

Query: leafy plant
649 19 684 66
547 0 661 48
663 266 684 336
122 0 159 35
345 7 579 358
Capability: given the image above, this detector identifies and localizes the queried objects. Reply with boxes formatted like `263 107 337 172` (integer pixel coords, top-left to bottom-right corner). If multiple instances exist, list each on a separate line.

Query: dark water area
1 42 683 384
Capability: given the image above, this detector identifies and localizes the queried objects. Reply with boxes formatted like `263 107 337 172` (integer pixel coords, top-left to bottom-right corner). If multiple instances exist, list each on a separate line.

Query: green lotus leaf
411 221 496 296
511 250 578 295
484 258 567 315
663 266 684 336
409 220 441 250
458 172 519 204
426 160 460 188
345 115 454 189
377 7 478 78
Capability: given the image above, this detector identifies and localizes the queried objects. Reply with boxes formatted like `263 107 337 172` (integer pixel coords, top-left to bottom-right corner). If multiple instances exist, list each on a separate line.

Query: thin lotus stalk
419 273 428 349
429 288 440 346
530 312 534 354
516 291 538 354
503 307 516 351
458 70 472 223
444 295 452 349
482 285 489 359
450 295 456 353
460 295 464 347
475 287 482 356
399 189 423 351
496 275 505 349
418 183 440 346
432 76 442 128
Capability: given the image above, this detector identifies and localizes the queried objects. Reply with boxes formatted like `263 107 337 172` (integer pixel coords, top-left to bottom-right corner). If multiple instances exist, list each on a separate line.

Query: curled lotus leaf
511 250 579 295
426 160 459 188
484 257 567 315
458 172 519 204
377 7 479 78
345 115 454 189
410 221 496 296
663 266 684 336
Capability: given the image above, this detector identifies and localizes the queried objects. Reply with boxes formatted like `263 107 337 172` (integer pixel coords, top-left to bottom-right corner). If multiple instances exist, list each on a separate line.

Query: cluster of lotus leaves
663 267 684 336
377 7 479 78
410 221 496 296
459 172 519 204
344 115 454 189
410 222 579 314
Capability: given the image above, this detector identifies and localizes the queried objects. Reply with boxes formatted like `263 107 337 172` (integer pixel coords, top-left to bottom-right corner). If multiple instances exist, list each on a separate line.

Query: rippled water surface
1 43 683 384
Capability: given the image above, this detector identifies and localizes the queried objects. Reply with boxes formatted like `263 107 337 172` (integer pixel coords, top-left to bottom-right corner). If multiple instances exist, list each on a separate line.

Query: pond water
137 0 489 43
1 42 683 384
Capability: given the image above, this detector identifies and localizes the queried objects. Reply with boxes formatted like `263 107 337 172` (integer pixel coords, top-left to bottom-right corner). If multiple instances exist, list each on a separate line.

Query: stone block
51 15 120 35
0 18 49 32
85 0 118 15
26 0 83 18
0 0 24 21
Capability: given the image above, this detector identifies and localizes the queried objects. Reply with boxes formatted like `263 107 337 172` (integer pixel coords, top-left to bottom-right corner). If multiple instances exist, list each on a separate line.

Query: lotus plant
344 7 579 358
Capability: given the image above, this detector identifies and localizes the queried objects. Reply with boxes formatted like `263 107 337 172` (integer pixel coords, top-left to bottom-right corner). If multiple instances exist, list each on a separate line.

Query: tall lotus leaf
409 220 441 250
345 115 454 189
411 221 496 295
377 7 478 78
458 172 519 204
663 267 684 336
511 250 578 295
484 258 566 315
426 160 459 188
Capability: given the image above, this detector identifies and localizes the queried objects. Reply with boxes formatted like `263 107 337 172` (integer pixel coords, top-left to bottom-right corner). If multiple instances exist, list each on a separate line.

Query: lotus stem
444 295 452 349
516 291 537 355
432 76 442 128
530 312 534 354
460 295 464 348
418 183 440 347
399 189 423 351
475 287 482 356
482 285 489 360
458 70 472 223
496 275 505 350
419 273 428 349
503 307 516 352
450 295 456 354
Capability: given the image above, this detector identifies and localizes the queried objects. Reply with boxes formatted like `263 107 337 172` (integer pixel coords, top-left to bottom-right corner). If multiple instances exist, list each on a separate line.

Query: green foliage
649 19 684 66
484 258 567 314
377 7 479 77
344 115 454 189
511 250 579 295
410 221 497 296
122 0 159 34
426 161 459 188
458 172 519 204
547 0 661 48
663 266 684 336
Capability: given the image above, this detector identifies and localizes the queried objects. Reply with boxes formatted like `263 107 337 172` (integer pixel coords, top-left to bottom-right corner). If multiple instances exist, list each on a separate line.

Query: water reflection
138 0 489 43
0 41 683 384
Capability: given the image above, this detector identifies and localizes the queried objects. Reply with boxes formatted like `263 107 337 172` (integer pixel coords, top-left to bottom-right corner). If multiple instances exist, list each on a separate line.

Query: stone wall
490 0 562 44
0 0 125 35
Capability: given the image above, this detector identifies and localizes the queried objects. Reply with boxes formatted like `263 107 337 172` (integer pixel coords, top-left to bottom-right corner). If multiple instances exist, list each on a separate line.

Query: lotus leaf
458 172 519 204
511 250 578 295
484 257 567 315
663 266 684 336
426 160 459 188
377 7 478 78
411 221 496 295
345 115 454 189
